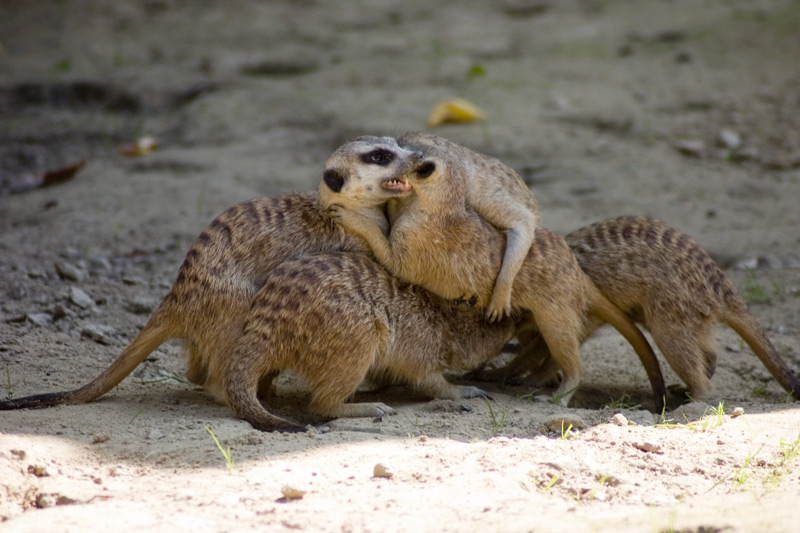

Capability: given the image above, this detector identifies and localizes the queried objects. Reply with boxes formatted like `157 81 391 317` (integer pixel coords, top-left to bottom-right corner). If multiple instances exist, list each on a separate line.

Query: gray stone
631 440 664 454
718 129 741 150
672 139 705 158
81 324 116 345
69 287 95 309
27 313 53 327
627 410 657 426
88 255 112 272
671 401 711 423
611 413 628 426
55 261 86 282
126 296 158 315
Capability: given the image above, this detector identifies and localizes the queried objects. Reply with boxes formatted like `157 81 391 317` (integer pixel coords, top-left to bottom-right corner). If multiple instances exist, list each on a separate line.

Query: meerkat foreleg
329 205 403 273
413 373 493 401
487 224 536 322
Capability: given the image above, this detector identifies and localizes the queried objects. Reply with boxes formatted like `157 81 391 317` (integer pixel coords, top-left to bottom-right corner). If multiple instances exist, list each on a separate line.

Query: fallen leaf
373 463 394 479
117 136 159 157
42 160 85 186
428 98 486 127
280 485 306 500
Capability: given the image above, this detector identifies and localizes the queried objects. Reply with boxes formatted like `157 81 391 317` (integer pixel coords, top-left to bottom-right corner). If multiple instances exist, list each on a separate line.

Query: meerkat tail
0 316 173 410
724 310 800 399
588 288 667 411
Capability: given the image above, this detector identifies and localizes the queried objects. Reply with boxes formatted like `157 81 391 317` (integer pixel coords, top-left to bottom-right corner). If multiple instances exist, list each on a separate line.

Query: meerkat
496 216 800 401
329 135 667 408
225 252 518 432
387 133 541 322
0 136 424 417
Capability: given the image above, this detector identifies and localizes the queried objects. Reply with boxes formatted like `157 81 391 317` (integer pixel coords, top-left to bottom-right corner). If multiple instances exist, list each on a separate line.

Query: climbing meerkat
497 216 800 401
225 252 518 432
329 135 666 408
389 133 541 322
0 136 425 417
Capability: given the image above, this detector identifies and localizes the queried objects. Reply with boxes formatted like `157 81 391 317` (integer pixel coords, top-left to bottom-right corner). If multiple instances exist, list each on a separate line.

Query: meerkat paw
485 292 513 323
328 204 369 231
456 385 494 400
450 294 478 309
333 402 396 419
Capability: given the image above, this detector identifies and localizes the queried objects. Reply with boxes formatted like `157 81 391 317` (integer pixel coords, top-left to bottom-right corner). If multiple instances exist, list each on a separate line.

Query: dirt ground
2 1 800 531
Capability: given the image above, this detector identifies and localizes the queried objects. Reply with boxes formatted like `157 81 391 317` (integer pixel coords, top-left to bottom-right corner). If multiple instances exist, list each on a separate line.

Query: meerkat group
2 133 797 431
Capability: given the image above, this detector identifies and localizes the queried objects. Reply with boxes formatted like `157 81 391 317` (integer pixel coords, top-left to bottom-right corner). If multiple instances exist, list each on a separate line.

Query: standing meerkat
499 216 800 401
390 133 541 322
329 135 666 408
0 136 424 415
225 252 517 432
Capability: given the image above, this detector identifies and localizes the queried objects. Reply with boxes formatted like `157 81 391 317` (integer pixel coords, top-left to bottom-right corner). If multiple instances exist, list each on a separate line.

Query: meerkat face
319 136 422 209
395 134 468 207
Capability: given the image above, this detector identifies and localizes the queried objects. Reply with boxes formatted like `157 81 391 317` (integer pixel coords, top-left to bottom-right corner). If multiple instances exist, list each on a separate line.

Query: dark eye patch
323 169 345 192
416 161 436 178
360 148 394 166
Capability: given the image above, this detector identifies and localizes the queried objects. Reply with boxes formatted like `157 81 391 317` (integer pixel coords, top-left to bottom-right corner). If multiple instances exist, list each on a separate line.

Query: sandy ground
2 1 800 531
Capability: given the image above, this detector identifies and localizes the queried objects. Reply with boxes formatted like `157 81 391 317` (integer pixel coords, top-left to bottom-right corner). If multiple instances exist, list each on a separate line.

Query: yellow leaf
427 98 486 127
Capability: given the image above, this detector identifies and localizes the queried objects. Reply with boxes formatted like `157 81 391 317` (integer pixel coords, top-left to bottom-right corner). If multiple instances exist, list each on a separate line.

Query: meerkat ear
323 169 346 193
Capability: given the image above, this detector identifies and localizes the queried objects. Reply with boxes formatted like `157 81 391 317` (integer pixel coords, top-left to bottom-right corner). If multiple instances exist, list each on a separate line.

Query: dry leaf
427 98 486 127
41 160 85 186
373 463 394 479
117 136 159 157
280 485 306 500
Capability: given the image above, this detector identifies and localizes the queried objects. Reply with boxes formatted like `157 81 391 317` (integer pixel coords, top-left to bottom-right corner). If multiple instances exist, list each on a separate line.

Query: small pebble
69 287 95 309
632 440 663 454
373 463 394 479
672 139 705 158
27 269 46 279
27 313 53 327
146 428 165 440
36 494 57 509
52 303 73 319
11 449 26 460
88 255 112 272
126 296 158 315
27 464 49 477
718 129 741 150
81 324 116 345
543 414 585 433
731 407 744 418
92 434 111 444
280 486 306 500
55 261 86 282
611 413 628 426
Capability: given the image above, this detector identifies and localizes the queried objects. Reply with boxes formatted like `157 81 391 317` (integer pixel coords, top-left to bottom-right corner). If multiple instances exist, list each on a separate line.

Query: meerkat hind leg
225 372 306 433
535 318 583 406
304 343 397 419
647 318 712 401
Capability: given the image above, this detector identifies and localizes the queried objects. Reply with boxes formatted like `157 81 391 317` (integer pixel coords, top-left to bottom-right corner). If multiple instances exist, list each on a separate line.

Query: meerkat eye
416 161 436 178
361 149 394 166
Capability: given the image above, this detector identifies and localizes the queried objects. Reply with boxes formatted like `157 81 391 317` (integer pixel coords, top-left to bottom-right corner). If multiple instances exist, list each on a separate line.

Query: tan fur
225 252 516 432
391 133 541 322
330 136 666 408
502 216 800 401
0 136 430 429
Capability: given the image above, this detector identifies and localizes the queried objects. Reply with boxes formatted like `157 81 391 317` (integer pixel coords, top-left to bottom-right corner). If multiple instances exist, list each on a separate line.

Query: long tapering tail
0 318 172 410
